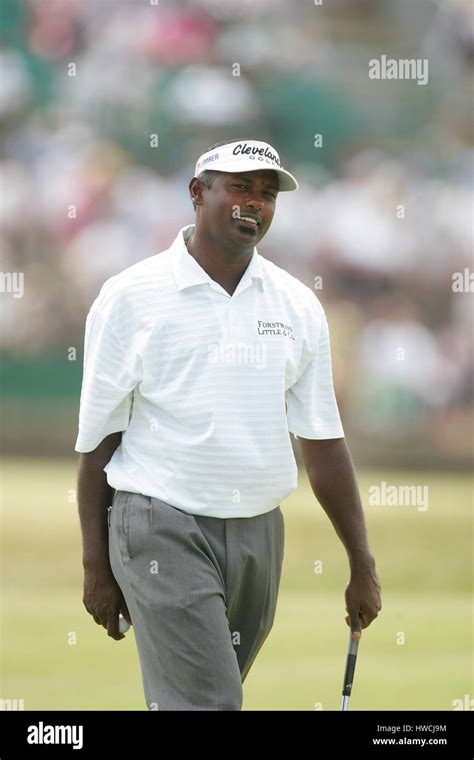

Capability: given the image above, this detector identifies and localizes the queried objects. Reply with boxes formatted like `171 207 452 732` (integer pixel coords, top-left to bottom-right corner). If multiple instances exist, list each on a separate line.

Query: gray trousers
108 490 285 711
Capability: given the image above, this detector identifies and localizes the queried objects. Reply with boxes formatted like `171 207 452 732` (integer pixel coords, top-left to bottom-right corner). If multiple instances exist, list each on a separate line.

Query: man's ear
189 177 204 207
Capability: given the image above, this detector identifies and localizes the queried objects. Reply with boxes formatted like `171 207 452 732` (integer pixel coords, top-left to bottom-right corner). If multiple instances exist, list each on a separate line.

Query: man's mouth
233 214 260 229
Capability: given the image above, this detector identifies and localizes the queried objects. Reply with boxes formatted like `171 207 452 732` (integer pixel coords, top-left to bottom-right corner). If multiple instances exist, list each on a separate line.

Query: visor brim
197 161 298 192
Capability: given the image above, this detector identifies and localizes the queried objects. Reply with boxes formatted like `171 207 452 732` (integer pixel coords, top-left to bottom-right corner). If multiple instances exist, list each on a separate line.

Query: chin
233 225 263 244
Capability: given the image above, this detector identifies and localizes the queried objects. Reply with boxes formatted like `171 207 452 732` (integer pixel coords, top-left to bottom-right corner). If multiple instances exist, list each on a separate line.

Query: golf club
341 630 359 710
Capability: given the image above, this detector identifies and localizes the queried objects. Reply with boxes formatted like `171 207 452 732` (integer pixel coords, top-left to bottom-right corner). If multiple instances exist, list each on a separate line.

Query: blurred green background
2 459 471 710
0 0 472 712
1 0 473 469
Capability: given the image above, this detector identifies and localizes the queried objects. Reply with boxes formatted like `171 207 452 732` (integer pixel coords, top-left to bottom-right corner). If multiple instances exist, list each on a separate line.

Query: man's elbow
78 432 123 469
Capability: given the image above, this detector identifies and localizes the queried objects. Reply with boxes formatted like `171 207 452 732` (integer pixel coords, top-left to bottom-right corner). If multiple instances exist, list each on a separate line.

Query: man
76 138 382 711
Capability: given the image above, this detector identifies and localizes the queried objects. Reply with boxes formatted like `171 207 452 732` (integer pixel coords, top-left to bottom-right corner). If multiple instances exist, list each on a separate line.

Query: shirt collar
168 224 264 294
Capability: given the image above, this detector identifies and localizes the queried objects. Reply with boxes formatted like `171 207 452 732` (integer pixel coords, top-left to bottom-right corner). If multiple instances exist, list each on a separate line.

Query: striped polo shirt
75 224 344 518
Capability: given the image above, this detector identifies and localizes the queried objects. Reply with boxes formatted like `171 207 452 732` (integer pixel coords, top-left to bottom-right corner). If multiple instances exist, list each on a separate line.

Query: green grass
1 459 472 710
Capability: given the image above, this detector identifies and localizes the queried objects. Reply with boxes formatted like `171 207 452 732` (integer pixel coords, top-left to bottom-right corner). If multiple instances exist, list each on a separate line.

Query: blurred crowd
0 0 472 457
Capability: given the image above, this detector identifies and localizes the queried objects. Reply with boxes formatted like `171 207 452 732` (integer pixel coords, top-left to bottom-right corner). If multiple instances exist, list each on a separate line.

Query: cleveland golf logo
232 142 281 165
27 722 83 750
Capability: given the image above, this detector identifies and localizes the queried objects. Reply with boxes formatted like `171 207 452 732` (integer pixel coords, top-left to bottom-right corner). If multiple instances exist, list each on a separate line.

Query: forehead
221 169 279 188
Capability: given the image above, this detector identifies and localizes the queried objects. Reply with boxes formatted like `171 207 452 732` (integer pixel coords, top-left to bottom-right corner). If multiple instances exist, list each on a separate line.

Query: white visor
194 140 298 192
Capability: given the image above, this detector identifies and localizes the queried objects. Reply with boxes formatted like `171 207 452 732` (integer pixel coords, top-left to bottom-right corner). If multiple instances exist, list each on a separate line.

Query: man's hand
344 556 382 640
83 565 132 641
296 437 382 642
77 433 129 641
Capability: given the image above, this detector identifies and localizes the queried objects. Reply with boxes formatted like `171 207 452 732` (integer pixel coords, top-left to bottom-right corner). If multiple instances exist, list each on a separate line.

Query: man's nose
246 194 264 208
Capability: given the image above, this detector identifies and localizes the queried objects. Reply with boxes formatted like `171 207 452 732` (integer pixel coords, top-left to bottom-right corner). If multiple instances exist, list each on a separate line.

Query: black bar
0 710 472 757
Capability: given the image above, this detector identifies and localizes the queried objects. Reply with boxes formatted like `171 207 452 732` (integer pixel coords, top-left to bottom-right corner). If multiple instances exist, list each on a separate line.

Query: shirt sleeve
74 307 139 453
285 306 344 439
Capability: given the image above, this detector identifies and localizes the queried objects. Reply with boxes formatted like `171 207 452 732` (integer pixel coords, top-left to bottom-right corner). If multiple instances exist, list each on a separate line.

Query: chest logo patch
257 320 295 340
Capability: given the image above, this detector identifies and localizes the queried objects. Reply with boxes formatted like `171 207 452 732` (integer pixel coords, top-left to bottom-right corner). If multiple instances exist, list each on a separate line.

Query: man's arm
78 431 131 641
297 436 382 640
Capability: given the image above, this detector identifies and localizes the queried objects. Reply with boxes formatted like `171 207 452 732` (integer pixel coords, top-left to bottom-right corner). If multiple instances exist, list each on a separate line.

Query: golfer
75 139 382 711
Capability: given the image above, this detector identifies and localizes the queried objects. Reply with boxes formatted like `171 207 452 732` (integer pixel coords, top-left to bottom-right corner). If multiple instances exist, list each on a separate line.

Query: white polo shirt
75 224 344 518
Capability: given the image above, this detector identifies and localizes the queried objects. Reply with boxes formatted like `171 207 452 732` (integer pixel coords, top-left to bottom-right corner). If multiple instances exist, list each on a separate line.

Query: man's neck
185 227 255 295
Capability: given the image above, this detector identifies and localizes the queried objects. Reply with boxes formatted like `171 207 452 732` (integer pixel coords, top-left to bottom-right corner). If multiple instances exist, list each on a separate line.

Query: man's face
195 169 279 247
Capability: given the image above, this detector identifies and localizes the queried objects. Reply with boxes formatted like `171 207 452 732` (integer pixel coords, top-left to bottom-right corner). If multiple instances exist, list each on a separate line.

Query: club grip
342 640 359 697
